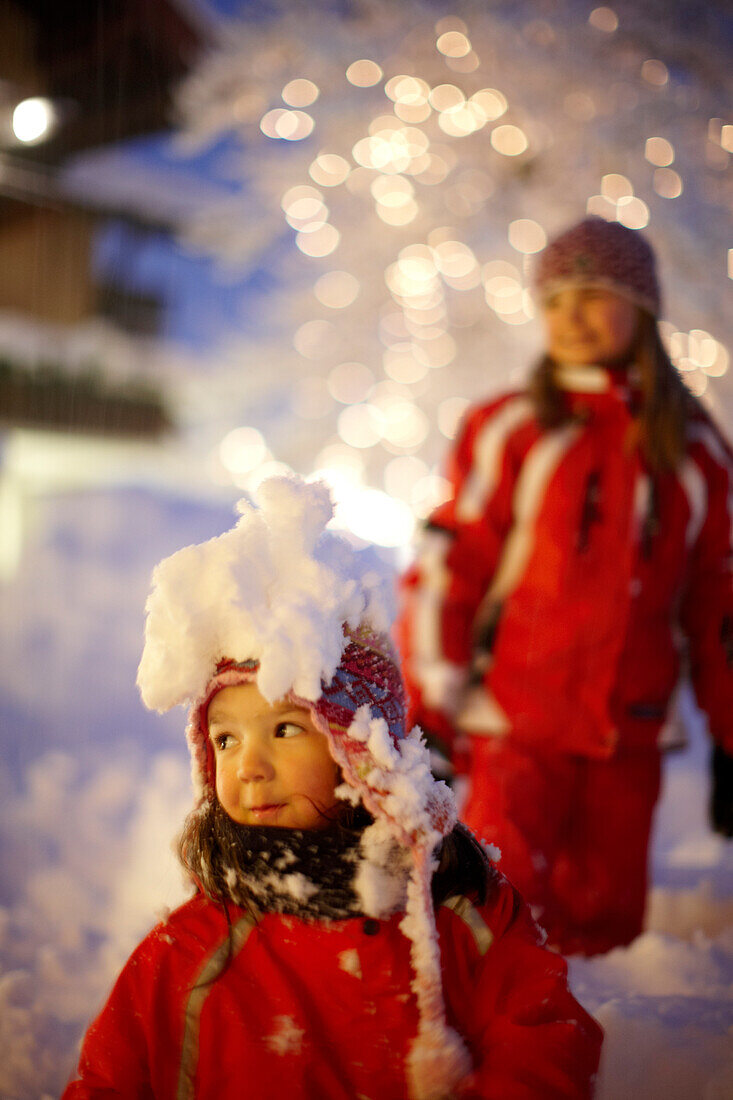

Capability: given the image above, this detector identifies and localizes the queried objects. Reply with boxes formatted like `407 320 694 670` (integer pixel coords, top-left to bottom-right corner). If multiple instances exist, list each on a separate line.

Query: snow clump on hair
136 475 395 713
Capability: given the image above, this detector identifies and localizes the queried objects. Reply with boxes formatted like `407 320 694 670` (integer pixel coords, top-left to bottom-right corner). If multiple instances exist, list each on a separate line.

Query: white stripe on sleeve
455 397 534 523
679 457 708 547
486 424 582 605
410 527 466 711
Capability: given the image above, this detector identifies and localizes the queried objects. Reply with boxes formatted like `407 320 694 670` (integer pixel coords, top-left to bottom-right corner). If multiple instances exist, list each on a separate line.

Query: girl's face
542 286 639 366
208 683 340 830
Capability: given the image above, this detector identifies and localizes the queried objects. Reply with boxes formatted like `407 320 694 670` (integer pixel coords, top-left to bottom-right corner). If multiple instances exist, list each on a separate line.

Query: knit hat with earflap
136 475 470 1100
532 215 661 315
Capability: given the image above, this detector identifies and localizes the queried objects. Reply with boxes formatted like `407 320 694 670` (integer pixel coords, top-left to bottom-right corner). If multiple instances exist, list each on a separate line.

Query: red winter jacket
398 368 733 759
62 875 601 1100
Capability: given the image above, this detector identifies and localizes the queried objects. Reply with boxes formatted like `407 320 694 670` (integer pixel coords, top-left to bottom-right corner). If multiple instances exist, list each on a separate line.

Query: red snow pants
461 737 662 955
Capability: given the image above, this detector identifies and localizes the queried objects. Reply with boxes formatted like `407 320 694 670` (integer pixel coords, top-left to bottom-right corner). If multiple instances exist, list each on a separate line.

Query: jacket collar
553 362 641 413
554 364 613 392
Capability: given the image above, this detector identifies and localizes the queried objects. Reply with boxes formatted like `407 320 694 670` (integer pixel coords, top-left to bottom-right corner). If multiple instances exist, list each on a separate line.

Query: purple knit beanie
532 216 661 316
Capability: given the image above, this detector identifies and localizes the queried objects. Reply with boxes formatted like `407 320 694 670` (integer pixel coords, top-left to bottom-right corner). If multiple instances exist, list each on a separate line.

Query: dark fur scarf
180 801 372 919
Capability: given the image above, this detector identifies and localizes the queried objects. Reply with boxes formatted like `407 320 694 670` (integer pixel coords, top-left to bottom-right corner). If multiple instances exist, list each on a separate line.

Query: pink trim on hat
185 662 261 806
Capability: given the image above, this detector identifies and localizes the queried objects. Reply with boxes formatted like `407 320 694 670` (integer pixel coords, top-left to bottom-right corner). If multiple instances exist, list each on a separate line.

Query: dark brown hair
529 311 699 472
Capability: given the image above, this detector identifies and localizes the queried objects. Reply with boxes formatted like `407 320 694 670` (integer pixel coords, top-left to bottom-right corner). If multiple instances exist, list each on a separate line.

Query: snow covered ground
570 702 733 1100
0 484 731 1099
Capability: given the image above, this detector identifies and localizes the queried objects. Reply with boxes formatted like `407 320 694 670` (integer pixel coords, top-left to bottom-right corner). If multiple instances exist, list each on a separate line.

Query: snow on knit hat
136 474 469 1100
532 215 661 315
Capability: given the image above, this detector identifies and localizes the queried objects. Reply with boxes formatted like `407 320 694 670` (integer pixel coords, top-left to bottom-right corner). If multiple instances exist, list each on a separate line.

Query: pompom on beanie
532 216 661 316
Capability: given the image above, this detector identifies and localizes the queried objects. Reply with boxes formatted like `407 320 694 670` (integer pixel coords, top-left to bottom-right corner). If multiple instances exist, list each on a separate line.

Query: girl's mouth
248 804 285 819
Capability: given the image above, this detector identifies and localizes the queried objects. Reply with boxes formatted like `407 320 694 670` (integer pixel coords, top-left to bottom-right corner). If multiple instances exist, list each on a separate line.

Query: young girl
398 216 733 956
63 476 601 1099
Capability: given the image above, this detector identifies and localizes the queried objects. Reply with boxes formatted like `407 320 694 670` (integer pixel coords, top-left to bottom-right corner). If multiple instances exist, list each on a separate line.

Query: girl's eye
275 721 304 739
212 732 234 751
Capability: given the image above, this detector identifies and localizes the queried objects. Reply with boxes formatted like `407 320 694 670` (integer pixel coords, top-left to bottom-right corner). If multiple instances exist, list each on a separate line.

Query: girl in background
398 217 733 956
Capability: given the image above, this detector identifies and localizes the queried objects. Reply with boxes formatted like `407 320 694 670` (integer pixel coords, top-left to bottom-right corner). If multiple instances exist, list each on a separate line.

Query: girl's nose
236 738 275 782
560 297 582 324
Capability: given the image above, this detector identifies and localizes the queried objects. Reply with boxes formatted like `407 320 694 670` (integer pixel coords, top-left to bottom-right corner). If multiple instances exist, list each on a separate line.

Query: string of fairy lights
176 2 732 545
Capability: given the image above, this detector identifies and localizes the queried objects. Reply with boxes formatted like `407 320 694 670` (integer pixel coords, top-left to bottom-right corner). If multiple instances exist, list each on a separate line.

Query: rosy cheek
214 772 225 802
216 766 234 802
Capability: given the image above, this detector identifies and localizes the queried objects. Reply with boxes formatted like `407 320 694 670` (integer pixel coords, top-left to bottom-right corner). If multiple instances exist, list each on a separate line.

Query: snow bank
0 745 190 1099
570 923 733 1100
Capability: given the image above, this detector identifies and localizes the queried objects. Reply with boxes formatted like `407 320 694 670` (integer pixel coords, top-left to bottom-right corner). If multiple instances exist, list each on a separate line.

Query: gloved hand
710 745 733 837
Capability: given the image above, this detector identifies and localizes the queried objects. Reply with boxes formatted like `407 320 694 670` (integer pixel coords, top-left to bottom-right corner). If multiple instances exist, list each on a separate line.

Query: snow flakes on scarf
137 476 395 712
192 810 368 920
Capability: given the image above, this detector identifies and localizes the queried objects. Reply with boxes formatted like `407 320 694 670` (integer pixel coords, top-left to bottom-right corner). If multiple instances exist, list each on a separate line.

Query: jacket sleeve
678 421 733 755
61 939 160 1099
442 879 603 1100
396 395 530 753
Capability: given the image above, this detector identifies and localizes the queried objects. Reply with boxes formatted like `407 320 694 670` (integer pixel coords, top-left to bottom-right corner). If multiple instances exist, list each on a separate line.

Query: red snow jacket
398 368 733 759
62 875 601 1100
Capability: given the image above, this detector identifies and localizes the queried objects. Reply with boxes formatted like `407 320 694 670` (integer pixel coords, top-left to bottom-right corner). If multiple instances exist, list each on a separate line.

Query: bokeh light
282 185 328 231
436 31 472 58
471 88 507 122
346 59 383 87
282 79 319 107
645 137 675 166
337 402 385 448
12 96 55 143
260 108 314 140
617 197 649 229
219 427 268 476
641 59 669 87
383 345 430 384
586 194 617 219
314 270 360 308
508 219 547 254
429 84 463 111
490 124 528 156
296 223 340 256
309 153 351 186
653 168 683 198
328 361 375 403
601 173 633 201
293 318 338 358
588 6 619 33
